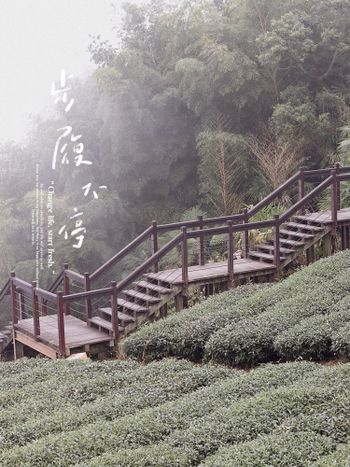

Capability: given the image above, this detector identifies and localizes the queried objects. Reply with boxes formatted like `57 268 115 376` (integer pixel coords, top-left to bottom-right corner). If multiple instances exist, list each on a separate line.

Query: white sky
0 0 147 143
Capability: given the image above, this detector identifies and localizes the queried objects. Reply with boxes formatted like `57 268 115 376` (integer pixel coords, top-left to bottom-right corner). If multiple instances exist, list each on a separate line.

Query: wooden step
89 316 124 333
284 222 323 232
279 238 305 247
134 281 172 295
292 216 323 226
123 290 161 304
280 229 313 240
249 251 286 262
257 244 295 255
117 298 148 314
99 308 135 323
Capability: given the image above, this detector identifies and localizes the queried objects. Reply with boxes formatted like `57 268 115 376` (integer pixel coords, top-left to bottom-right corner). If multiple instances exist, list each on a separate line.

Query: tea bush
206 268 350 366
201 431 335 466
0 361 317 466
123 283 269 361
124 251 350 364
315 443 350 466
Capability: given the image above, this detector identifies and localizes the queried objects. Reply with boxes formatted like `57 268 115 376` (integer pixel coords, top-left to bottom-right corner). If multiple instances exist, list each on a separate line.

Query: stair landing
146 258 276 285
296 207 350 225
15 315 112 358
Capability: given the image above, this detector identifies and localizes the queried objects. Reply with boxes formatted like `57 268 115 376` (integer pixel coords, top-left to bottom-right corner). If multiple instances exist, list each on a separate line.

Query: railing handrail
90 225 154 282
247 171 301 218
117 232 183 291
279 175 333 223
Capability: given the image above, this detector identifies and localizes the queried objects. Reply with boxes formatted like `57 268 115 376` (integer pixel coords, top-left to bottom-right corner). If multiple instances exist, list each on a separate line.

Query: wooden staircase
1 165 350 359
248 216 332 268
88 279 178 338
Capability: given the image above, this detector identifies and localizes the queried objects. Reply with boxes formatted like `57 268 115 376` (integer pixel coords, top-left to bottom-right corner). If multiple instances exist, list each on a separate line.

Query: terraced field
2 251 350 465
0 358 350 465
124 251 350 366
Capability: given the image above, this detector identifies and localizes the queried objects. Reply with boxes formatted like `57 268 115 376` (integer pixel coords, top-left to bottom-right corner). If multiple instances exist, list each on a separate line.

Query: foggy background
0 0 148 142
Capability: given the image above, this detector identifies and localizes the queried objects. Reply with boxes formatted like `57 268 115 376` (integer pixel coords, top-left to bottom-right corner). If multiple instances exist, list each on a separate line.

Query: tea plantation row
1 359 350 465
124 251 350 366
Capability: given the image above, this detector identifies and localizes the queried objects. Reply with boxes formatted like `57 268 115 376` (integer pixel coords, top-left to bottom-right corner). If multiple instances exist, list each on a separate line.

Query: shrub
0 362 317 466
0 360 230 448
81 445 192 467
274 310 350 361
201 431 335 467
124 251 350 364
315 443 350 466
331 323 350 358
123 283 270 361
205 270 350 366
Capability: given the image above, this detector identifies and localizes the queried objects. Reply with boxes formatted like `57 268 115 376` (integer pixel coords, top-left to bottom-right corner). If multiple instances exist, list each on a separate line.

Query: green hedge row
0 359 228 438
201 431 335 467
0 361 230 450
124 251 350 364
123 283 269 361
81 445 191 467
67 364 350 467
0 362 317 466
205 268 350 366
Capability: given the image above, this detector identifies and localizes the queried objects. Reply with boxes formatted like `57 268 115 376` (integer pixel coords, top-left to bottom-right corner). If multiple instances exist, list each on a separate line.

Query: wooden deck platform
297 207 350 225
15 315 112 357
146 258 276 285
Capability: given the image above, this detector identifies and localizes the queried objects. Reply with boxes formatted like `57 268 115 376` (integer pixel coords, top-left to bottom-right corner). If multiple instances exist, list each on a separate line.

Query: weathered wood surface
296 207 350 225
146 258 276 285
16 315 111 351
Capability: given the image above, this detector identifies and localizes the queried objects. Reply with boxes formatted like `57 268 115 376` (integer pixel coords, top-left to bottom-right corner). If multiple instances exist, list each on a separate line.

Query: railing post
10 272 18 326
198 215 205 266
273 215 281 274
335 162 341 210
63 263 70 315
298 166 306 214
227 221 234 289
152 220 158 272
84 272 92 324
19 292 25 320
57 292 66 357
32 281 40 339
110 281 119 343
242 208 249 258
331 169 338 228
181 227 189 288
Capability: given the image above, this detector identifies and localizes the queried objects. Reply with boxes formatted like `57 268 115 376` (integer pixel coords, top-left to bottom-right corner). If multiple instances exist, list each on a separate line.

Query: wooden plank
15 331 58 359
145 258 275 285
16 315 112 351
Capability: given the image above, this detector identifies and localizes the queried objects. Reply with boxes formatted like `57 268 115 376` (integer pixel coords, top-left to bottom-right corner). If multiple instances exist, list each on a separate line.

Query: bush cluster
205 254 350 366
0 358 350 466
124 251 350 366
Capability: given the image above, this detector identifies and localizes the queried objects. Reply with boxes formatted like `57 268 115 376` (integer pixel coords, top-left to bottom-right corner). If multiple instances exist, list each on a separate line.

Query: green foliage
315 443 350 466
0 360 318 466
202 431 335 467
205 252 350 366
123 283 269 361
124 251 350 365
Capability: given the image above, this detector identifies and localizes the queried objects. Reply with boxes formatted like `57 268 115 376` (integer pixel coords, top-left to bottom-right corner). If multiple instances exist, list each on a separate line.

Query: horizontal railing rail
90 225 154 282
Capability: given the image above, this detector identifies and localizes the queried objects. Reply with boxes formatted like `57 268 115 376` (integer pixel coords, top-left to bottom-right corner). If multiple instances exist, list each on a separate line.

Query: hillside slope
0 358 350 466
123 251 350 366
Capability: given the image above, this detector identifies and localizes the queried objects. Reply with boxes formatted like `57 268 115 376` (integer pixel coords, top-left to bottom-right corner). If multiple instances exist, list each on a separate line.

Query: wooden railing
2 164 350 356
